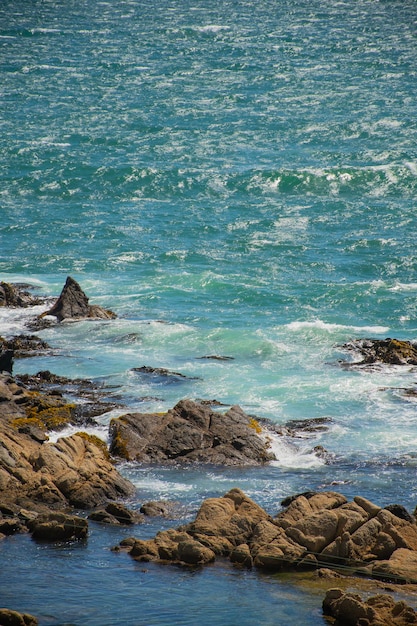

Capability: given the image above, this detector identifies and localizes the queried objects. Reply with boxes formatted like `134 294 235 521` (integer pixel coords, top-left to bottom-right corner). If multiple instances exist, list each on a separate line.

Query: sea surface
1 0 417 623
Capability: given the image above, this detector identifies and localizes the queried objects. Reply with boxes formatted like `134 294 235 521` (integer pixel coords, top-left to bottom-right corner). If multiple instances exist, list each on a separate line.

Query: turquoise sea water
1 0 417 623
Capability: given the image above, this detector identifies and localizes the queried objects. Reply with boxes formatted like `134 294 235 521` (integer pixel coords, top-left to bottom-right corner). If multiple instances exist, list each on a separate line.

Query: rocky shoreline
1 278 417 625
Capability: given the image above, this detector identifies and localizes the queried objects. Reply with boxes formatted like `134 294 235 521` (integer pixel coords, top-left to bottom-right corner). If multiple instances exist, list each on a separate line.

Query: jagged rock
0 374 134 515
122 488 417 582
109 399 276 466
0 608 38 626
0 282 43 308
41 276 116 322
322 588 417 625
0 335 50 358
28 511 88 541
341 338 417 366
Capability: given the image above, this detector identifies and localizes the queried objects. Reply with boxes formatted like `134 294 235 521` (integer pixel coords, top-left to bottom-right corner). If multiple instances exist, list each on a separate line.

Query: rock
341 338 417 366
0 282 43 308
140 501 174 518
372 548 417 584
28 511 88 541
0 335 50 359
31 433 134 509
41 276 116 322
131 366 200 382
122 488 417 581
384 504 415 524
0 350 13 374
0 608 38 626
109 399 276 466
322 588 417 625
89 503 143 525
0 374 135 514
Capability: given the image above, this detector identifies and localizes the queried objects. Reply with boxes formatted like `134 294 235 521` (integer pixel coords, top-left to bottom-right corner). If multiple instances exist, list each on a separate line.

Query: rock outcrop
122 488 417 584
341 338 417 366
323 588 417 625
109 399 276 466
41 276 116 322
0 374 134 515
0 282 43 308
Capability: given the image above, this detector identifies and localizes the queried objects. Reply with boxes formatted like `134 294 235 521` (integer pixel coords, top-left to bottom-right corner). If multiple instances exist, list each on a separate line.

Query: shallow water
1 0 417 622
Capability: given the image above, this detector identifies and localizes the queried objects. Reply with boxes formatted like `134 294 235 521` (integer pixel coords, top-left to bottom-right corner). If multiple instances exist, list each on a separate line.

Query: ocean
1 0 417 623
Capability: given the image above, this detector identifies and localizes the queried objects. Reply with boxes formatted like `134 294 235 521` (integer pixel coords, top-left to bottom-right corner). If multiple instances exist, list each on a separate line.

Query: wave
285 319 389 335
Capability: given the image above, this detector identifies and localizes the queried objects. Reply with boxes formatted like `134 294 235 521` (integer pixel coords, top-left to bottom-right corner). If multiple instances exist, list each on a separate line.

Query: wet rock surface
323 588 417 625
109 399 276 466
121 488 417 585
0 374 134 517
340 338 417 367
41 276 116 322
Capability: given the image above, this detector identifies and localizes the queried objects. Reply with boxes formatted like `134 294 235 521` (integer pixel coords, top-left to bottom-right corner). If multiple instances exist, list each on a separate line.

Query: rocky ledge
109 399 277 465
120 487 417 586
0 373 135 540
340 338 417 367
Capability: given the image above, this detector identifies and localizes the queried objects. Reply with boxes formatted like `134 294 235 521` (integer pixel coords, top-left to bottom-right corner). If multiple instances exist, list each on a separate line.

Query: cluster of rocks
323 589 417 625
0 373 134 526
340 338 417 367
2 278 417 625
120 487 417 587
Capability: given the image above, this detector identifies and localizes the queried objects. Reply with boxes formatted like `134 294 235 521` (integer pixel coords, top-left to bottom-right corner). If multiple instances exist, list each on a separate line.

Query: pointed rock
42 277 116 322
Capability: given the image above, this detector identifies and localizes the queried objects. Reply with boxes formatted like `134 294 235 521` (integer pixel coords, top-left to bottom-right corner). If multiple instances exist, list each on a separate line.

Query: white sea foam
48 424 109 444
264 431 325 469
285 320 389 335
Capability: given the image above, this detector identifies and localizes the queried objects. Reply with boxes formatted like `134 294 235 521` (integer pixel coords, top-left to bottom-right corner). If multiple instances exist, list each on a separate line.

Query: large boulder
121 489 417 582
41 276 116 322
28 511 88 541
109 400 276 466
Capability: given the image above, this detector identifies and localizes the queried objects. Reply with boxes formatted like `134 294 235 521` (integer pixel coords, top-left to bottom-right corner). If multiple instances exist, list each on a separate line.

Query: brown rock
28 511 88 541
0 375 134 514
41 276 116 322
0 282 43 308
372 548 417 584
0 608 38 626
122 488 417 581
322 588 417 625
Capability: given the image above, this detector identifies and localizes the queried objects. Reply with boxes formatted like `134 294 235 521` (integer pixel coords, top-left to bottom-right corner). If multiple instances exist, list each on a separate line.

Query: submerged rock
109 399 276 466
41 276 116 322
